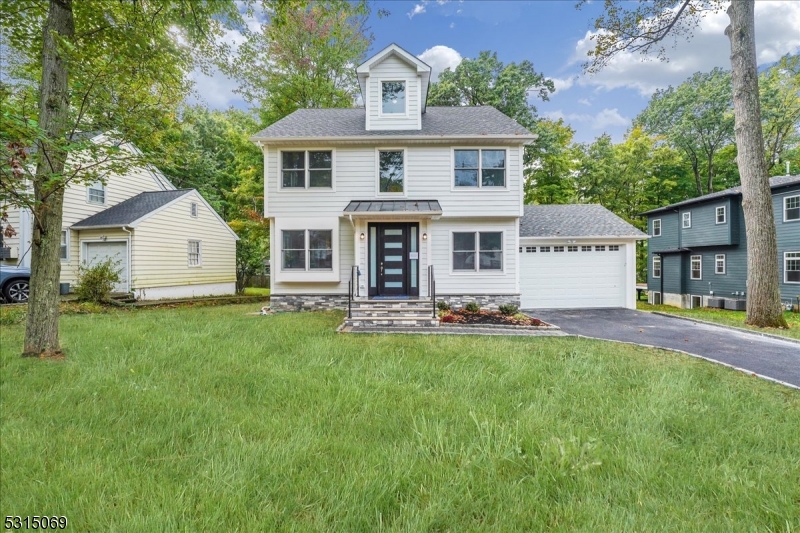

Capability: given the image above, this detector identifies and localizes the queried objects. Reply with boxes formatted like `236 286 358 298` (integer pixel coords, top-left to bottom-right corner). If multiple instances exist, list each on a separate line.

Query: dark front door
369 223 419 297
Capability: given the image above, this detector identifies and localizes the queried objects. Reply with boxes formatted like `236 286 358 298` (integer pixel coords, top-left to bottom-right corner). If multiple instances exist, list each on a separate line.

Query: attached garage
519 205 648 310
83 241 129 292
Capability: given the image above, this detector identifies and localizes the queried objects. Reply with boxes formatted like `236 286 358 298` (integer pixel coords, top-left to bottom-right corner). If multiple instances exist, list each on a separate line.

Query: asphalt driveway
528 308 800 389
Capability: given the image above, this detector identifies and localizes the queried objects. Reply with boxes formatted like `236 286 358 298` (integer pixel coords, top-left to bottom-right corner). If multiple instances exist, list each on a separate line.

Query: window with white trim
378 150 404 193
540 246 550 252
454 149 506 187
715 254 726 275
526 246 536 253
652 219 661 237
87 181 105 204
690 255 702 280
785 252 800 283
281 151 333 189
381 81 406 114
716 206 726 224
609 245 620 251
682 212 692 228
652 256 661 278
60 230 68 261
568 245 578 252
452 232 503 271
785 195 799 222
595 245 605 251
281 230 333 270
553 246 564 252
190 202 198 217
188 240 201 267
581 245 591 252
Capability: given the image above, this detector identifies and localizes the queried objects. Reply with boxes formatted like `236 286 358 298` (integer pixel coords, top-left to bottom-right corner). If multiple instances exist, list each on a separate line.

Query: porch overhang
653 248 691 255
344 200 442 219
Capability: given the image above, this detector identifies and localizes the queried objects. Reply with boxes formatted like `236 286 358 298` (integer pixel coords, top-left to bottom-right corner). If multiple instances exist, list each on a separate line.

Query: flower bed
440 309 546 327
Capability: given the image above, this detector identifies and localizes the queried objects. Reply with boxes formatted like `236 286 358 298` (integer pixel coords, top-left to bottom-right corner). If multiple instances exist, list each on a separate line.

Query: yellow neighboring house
1 136 238 300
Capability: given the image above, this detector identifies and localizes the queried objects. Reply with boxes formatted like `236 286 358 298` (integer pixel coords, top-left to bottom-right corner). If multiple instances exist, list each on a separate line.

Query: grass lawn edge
645 310 800 346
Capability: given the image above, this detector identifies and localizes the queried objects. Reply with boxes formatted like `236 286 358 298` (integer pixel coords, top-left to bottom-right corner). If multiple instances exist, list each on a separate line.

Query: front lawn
637 301 800 340
1 305 798 531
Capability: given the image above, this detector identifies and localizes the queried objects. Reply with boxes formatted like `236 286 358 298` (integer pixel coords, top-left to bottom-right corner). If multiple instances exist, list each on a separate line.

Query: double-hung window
785 252 800 283
652 219 661 237
785 195 800 222
281 230 333 270
715 254 726 274
60 230 68 261
87 181 105 204
690 255 702 280
378 150 404 193
716 206 726 224
682 212 692 228
452 231 503 271
652 256 661 278
281 151 333 189
454 149 506 187
188 240 201 267
381 81 406 114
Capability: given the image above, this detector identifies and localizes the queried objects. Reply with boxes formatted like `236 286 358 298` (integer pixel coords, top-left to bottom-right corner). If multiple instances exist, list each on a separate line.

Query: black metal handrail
428 264 435 318
348 265 358 319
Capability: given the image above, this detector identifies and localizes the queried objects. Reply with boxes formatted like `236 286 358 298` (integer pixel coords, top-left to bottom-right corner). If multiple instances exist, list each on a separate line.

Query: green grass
2 305 799 532
243 287 270 296
637 301 800 340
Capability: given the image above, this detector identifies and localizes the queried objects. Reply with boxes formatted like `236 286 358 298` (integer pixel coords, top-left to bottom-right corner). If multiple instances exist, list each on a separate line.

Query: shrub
436 300 451 312
440 314 456 323
512 312 529 322
464 301 480 313
75 258 122 303
498 304 519 316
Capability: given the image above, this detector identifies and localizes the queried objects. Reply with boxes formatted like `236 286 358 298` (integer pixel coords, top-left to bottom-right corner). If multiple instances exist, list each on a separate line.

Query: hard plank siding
366 55 420 131
679 199 734 247
775 185 800 302
682 247 748 297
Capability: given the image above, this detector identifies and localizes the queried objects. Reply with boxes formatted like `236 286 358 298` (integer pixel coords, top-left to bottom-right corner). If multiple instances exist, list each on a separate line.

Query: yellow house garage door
83 241 129 293
520 244 626 309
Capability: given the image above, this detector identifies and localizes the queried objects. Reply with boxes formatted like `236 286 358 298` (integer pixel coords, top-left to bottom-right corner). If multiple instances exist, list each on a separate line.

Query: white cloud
571 1 800 96
407 4 426 19
188 67 246 109
548 77 575 95
543 108 629 130
450 22 455 29
578 98 591 106
418 45 463 81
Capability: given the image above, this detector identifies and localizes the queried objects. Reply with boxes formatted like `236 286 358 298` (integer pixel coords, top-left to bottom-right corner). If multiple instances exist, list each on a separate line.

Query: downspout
658 252 664 304
122 226 133 296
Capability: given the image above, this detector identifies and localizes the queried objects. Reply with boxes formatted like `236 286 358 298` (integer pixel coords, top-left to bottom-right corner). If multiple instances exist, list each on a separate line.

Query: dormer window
381 81 406 114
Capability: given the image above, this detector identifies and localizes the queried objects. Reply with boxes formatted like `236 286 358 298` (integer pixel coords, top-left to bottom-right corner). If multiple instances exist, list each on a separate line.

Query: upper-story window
682 212 692 228
60 230 69 261
716 206 726 224
381 81 406 114
190 202 198 218
652 256 661 278
378 150 404 193
454 149 506 188
281 151 333 189
87 181 105 204
785 195 799 222
652 219 661 237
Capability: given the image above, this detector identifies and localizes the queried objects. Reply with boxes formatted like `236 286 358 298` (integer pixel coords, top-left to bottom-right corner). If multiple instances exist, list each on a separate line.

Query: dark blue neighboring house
642 174 800 309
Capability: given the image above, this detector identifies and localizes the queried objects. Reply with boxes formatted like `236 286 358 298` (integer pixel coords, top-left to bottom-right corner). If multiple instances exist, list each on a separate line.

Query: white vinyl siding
367 55 419 130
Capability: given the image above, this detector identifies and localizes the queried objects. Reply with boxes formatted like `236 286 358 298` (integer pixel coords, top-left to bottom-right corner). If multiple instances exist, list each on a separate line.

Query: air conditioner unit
706 298 725 308
724 299 746 311
0 246 16 259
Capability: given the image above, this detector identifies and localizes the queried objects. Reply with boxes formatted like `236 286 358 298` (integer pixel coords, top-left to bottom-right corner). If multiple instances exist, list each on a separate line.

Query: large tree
581 0 787 328
524 119 578 205
0 0 241 356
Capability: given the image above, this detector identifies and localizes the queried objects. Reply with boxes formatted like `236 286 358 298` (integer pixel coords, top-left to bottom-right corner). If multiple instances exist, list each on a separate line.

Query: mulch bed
440 309 544 326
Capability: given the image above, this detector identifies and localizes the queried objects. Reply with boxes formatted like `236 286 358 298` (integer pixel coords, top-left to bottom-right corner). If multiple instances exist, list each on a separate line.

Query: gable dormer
356 43 431 131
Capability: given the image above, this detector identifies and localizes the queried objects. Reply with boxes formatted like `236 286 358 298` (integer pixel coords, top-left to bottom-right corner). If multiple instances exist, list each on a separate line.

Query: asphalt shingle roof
251 106 533 139
344 200 442 213
72 190 192 228
520 204 647 238
641 174 800 216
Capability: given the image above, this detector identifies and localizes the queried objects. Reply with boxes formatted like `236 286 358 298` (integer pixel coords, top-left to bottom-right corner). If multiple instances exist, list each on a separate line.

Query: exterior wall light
422 233 428 241
360 232 366 240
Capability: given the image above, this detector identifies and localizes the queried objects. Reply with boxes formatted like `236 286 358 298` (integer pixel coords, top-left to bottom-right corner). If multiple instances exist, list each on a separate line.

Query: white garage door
520 244 626 309
84 241 129 293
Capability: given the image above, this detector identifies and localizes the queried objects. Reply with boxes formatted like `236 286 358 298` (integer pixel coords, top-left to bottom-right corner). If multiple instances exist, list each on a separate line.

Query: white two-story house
251 44 645 314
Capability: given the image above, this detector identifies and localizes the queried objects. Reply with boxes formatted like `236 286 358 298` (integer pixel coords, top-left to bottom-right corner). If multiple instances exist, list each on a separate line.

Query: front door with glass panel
368 223 419 297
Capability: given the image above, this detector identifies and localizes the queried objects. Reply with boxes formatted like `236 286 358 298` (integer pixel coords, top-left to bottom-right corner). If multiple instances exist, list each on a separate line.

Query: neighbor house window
190 202 198 218
381 81 406 114
378 150 404 193
653 256 661 278
281 230 333 271
281 151 333 189
785 252 800 283
188 240 201 267
452 231 502 271
60 230 68 261
682 212 692 228
785 195 800 222
87 181 105 204
453 149 506 187
715 254 726 274
652 219 661 237
716 206 726 224
690 255 702 280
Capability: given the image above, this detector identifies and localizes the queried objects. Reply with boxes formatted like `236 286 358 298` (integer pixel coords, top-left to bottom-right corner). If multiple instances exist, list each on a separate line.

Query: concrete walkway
528 308 800 389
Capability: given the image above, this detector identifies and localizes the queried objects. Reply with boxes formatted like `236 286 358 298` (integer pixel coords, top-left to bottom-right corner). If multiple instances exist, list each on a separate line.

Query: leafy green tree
524 119 578 205
760 54 800 174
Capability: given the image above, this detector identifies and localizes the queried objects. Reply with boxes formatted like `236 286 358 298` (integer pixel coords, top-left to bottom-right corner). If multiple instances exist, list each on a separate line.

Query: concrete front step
343 316 440 328
351 299 433 309
351 308 435 318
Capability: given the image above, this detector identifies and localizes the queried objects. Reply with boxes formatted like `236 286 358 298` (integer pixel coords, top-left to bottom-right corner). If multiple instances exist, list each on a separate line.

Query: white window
526 246 536 253
188 240 201 267
453 149 506 188
568 245 578 252
716 206 726 224
452 232 503 271
87 181 105 204
682 212 691 228
785 252 800 283
519 246 523 253
378 150 404 193
595 245 606 251
281 230 333 271
715 254 726 275
690 255 702 280
785 195 800 222
653 256 661 278
381 81 406 114
652 219 661 237
281 151 333 189
190 202 198 218
691 295 702 309
553 246 565 252
540 246 550 252
609 245 620 251
581 245 591 252
60 230 68 261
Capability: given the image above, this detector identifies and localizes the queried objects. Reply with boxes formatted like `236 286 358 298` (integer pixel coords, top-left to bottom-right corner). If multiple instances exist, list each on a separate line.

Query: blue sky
194 1 800 144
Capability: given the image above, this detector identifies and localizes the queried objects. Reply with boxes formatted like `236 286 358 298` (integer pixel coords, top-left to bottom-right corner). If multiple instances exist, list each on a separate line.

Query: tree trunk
23 0 74 357
725 0 787 329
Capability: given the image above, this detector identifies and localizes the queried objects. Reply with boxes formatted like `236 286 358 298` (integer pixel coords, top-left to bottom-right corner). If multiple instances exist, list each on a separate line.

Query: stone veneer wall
270 294 349 312
437 294 521 311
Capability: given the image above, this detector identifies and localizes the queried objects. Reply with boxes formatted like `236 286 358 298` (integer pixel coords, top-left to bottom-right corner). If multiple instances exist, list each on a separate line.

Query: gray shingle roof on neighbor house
72 189 192 228
641 174 800 216
344 200 442 214
520 204 647 238
251 106 533 140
